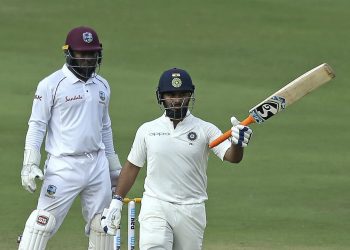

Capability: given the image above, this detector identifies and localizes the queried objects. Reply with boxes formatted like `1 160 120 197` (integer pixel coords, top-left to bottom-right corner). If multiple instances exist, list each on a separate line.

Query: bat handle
208 115 255 149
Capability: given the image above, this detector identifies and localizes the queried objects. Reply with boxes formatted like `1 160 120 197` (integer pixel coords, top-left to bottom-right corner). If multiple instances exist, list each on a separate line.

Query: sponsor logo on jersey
82 32 93 43
37 215 49 226
149 132 170 136
65 95 83 102
34 94 42 101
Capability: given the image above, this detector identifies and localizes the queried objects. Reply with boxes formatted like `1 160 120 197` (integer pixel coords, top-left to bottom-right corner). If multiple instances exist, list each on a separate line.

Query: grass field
1 0 349 249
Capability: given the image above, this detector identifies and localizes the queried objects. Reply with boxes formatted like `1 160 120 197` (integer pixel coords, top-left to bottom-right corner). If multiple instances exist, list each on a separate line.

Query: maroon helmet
63 26 102 51
62 26 103 80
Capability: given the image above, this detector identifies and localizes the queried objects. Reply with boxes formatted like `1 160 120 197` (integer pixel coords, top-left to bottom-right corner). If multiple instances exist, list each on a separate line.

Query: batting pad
88 213 114 250
18 210 56 250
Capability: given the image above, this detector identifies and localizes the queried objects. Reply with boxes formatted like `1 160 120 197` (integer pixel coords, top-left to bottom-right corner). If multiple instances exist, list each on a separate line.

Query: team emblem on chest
187 131 197 141
99 91 106 101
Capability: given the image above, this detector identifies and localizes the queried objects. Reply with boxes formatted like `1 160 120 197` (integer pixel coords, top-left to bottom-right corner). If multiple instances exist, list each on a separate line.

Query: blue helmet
156 68 195 104
156 68 196 120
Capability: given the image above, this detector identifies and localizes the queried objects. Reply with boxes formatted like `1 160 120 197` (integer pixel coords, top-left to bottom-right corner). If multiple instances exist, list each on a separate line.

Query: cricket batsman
18 26 122 249
101 68 253 249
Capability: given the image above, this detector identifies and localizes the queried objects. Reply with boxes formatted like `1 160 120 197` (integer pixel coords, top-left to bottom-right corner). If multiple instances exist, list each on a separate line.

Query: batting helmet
156 68 195 104
62 26 103 79
63 26 102 52
156 68 196 120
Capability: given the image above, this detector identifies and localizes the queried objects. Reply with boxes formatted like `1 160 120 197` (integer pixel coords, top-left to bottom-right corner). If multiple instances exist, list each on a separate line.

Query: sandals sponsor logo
65 95 83 102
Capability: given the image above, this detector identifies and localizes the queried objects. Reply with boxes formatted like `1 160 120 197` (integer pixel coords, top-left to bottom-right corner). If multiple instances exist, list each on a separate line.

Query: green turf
1 0 349 249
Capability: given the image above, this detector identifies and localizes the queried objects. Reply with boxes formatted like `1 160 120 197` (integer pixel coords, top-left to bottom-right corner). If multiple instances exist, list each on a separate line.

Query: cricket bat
209 63 335 149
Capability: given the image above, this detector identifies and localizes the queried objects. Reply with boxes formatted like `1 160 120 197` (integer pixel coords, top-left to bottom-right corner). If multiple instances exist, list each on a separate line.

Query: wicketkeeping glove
101 196 123 235
230 116 253 147
21 149 44 193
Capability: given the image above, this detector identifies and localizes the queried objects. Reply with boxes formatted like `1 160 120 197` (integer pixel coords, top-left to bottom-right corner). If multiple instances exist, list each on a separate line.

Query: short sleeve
207 124 231 161
127 125 147 168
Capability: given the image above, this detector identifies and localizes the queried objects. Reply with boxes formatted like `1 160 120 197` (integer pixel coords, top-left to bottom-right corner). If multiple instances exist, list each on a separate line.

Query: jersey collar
161 110 193 124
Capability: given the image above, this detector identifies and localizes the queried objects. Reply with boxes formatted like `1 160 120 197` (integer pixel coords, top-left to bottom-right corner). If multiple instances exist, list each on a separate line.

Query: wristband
112 194 123 202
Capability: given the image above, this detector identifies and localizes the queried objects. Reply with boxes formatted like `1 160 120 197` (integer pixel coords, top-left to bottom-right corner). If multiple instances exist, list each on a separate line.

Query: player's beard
163 98 191 120
70 58 98 80
165 106 189 120
75 66 96 79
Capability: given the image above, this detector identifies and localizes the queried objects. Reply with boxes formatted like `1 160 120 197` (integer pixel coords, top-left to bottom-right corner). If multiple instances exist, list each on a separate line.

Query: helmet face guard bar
159 95 195 120
64 49 102 79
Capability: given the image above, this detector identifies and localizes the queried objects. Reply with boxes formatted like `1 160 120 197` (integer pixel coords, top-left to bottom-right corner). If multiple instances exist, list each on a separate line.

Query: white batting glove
101 196 123 235
230 116 253 147
21 149 44 193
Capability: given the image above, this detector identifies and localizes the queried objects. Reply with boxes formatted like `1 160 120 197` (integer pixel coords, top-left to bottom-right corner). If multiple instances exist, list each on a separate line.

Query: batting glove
230 116 253 147
101 196 123 235
21 149 44 193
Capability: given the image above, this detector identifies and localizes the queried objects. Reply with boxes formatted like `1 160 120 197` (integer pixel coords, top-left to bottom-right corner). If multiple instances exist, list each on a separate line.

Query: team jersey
127 112 231 204
27 64 113 156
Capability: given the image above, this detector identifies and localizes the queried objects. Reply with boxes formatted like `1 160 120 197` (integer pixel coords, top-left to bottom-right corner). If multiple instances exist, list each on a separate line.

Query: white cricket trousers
139 195 206 250
36 150 112 236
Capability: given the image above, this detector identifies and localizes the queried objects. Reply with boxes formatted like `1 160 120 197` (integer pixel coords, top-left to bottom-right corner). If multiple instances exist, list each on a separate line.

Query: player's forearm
114 160 140 198
224 144 243 163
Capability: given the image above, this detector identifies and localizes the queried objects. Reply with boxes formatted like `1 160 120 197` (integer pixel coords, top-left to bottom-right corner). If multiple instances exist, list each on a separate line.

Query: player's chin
170 106 182 111
79 68 95 78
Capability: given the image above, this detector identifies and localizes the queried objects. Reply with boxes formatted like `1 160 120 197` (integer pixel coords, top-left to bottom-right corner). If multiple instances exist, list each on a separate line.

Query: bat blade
209 63 335 149
249 63 335 124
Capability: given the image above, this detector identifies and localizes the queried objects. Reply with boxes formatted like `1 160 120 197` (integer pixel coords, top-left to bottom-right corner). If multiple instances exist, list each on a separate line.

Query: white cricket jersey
127 112 231 204
28 64 112 156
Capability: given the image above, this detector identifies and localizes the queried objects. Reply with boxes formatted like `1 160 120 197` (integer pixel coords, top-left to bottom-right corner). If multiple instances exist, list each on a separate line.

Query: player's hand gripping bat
209 63 335 149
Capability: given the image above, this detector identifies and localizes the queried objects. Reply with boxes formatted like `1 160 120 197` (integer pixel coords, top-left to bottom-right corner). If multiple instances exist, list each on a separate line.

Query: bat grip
208 115 255 149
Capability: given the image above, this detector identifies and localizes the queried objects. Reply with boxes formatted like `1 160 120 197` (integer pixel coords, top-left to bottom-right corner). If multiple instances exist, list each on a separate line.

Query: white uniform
127 112 231 249
25 64 117 235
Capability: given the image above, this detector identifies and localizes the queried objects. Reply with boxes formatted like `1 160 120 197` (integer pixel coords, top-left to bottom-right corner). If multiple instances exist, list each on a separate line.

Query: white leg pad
18 210 56 250
88 214 114 250
88 213 114 250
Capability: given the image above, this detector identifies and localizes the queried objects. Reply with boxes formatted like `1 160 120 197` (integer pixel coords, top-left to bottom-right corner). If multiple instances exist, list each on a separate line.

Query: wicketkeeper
18 26 122 250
